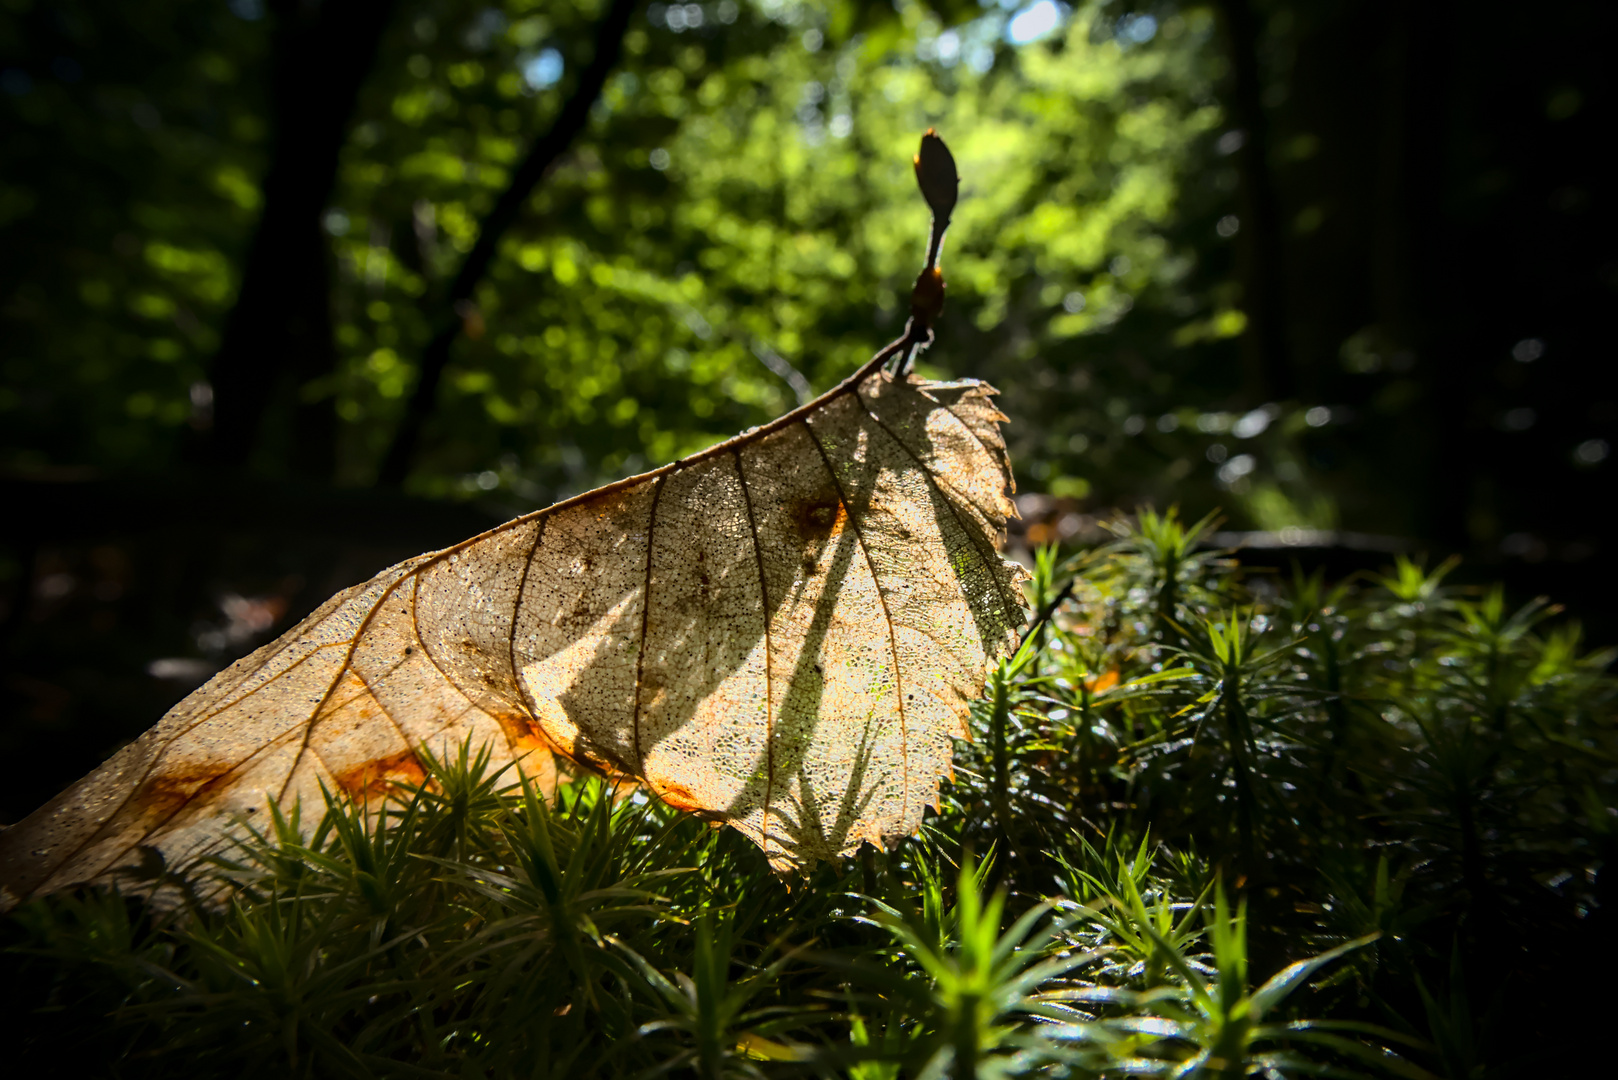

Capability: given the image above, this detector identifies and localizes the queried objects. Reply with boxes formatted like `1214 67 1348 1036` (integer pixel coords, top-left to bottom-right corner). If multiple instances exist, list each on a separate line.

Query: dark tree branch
376 0 641 487
204 0 398 474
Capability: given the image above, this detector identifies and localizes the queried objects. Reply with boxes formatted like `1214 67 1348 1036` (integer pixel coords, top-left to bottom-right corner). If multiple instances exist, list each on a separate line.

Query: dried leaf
0 358 1026 908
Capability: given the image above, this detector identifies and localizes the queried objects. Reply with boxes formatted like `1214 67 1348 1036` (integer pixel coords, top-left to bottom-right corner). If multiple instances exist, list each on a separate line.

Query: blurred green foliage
0 0 1328 520
3 0 1613 556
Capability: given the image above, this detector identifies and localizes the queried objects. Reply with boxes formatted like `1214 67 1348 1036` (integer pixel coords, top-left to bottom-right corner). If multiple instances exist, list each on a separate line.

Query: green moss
4 513 1613 1078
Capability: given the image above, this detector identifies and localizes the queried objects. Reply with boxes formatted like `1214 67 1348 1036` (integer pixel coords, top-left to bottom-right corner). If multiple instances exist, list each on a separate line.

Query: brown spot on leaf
489 709 566 758
334 751 427 799
655 780 725 821
788 492 847 542
553 735 634 782
137 765 235 817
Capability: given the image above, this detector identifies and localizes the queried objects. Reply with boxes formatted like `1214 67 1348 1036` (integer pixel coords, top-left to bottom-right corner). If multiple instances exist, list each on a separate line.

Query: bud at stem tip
914 129 958 218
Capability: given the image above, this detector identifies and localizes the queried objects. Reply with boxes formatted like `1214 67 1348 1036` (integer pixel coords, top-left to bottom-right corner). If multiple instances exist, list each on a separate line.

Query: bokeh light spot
1007 1 1061 44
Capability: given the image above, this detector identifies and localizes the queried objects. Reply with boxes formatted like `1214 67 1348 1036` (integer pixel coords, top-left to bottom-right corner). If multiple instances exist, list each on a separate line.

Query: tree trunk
204 0 397 477
1216 0 1294 403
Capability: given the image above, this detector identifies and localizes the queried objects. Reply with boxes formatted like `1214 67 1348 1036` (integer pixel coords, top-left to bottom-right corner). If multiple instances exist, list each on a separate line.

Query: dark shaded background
1 0 1613 827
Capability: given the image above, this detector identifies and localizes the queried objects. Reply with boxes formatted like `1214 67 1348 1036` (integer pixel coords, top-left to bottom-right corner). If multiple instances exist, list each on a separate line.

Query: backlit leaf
0 354 1026 907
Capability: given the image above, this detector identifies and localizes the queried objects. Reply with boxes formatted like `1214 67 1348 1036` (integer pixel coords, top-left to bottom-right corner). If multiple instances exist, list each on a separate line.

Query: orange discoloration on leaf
136 765 236 816
787 492 849 542
655 782 709 815
488 709 564 758
335 751 428 799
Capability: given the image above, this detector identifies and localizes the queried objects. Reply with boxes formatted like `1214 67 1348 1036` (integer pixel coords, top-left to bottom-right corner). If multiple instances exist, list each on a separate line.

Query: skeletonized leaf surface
0 363 1026 907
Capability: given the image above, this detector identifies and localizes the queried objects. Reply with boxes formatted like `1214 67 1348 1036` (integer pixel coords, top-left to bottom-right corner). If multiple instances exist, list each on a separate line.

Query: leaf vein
800 416 911 830
732 447 776 860
853 386 1024 623
631 474 668 773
